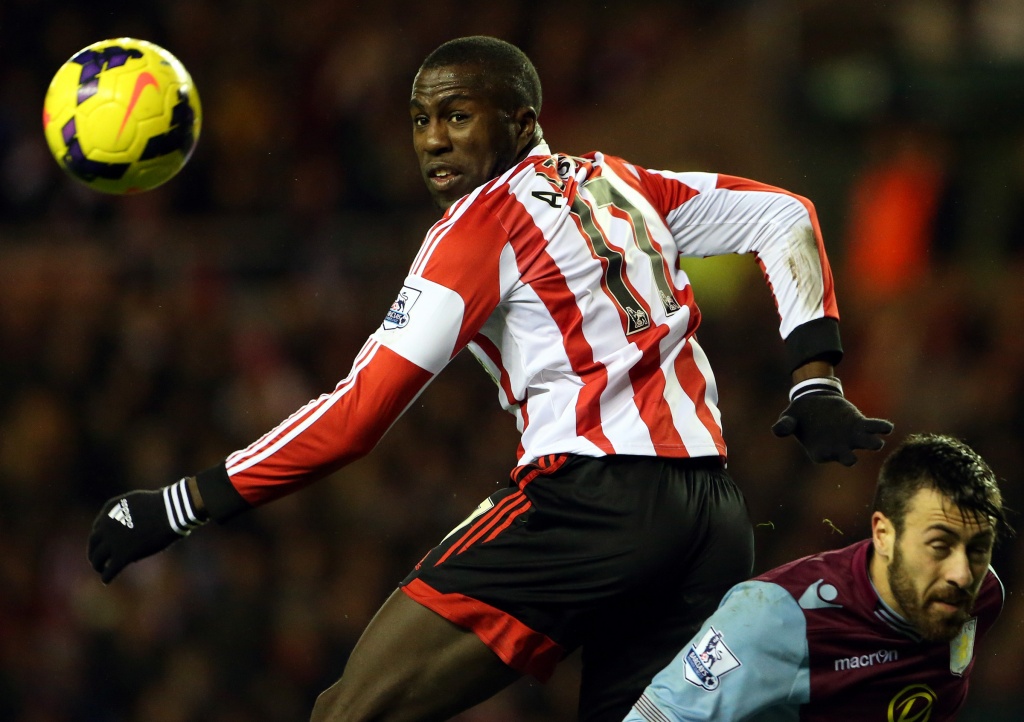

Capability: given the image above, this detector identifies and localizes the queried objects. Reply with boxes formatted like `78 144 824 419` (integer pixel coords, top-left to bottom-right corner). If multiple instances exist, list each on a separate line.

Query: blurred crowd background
2 0 1023 720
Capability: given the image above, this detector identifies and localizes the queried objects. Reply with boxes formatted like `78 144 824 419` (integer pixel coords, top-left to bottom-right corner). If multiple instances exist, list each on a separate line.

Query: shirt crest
949 617 977 676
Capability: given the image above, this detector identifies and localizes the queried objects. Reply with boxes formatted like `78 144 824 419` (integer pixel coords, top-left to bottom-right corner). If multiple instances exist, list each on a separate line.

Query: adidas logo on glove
108 498 134 529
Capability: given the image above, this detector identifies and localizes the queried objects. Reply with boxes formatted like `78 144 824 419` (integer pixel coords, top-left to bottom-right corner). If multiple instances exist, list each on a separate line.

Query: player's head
870 434 1009 641
411 36 543 209
420 36 542 116
873 433 1009 542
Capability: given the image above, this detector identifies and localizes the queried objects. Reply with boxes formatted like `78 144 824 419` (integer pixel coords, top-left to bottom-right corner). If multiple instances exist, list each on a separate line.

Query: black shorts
400 453 754 721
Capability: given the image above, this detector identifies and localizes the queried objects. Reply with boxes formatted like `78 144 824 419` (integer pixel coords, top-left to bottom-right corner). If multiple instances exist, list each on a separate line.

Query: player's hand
772 378 893 466
87 478 205 584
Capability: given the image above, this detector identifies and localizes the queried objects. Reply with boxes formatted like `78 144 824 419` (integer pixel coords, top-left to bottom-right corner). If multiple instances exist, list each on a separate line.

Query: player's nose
943 548 974 590
418 118 451 154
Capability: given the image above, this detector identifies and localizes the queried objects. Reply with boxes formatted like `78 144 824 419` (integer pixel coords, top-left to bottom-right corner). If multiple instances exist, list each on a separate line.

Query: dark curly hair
872 433 1012 542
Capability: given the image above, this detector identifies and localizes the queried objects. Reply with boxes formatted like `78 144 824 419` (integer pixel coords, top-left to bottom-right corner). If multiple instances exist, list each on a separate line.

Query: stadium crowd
1 1 1022 720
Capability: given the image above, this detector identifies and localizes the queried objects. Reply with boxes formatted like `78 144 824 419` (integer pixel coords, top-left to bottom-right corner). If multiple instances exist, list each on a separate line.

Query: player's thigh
311 590 521 722
577 467 755 722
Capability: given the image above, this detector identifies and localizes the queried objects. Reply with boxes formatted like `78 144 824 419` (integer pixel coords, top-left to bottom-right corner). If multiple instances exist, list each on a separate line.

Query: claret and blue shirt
627 539 1003 721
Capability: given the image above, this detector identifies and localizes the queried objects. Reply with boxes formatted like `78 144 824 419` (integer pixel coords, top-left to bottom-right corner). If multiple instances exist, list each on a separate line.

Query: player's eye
449 112 470 123
967 545 991 561
412 115 429 127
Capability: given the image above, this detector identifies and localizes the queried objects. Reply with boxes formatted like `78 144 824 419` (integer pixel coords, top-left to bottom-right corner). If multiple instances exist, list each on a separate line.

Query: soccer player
627 433 1009 722
87 37 893 721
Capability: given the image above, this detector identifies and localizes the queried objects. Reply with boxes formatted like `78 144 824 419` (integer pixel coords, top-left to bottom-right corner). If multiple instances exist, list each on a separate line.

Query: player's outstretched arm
627 581 809 721
87 477 207 583
771 360 893 466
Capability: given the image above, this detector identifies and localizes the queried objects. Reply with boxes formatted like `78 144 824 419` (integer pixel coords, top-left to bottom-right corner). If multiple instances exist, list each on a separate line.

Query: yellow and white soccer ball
43 38 202 194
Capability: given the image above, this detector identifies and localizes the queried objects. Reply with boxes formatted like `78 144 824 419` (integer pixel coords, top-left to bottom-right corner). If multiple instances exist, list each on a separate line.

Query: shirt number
571 176 680 334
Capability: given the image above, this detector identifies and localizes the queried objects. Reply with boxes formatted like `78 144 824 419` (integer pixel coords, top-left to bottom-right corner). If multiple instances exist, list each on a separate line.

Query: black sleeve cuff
784 317 844 373
195 462 252 523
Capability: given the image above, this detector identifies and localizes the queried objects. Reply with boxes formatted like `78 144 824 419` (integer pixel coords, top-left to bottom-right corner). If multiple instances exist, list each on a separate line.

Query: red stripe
472 333 523 411
226 338 380 469
627 324 687 450
469 332 527 461
434 491 526 566
418 197 510 353
227 345 433 505
587 159 693 451
401 578 563 681
481 498 533 544
610 157 700 217
510 453 570 488
505 199 615 454
451 497 532 558
754 254 778 318
673 340 725 453
597 158 693 318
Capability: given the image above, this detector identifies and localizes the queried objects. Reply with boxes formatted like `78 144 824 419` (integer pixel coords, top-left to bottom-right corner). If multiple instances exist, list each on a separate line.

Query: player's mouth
426 166 462 192
929 594 970 615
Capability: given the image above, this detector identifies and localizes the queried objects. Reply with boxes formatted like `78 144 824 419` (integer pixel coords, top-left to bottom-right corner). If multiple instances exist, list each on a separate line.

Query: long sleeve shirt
197 143 841 518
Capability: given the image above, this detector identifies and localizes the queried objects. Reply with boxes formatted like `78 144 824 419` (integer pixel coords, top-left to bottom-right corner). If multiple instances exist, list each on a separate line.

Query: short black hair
420 36 542 115
873 433 1011 541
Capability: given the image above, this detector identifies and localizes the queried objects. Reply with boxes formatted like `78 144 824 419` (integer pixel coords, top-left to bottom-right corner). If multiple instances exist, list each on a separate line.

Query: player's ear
513 107 537 147
871 511 895 561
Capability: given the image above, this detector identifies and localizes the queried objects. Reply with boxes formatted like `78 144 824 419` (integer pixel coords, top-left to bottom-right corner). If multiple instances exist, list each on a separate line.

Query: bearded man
628 433 1009 722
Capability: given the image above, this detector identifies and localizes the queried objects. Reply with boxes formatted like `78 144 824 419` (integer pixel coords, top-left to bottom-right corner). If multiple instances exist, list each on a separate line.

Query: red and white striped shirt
223 144 838 506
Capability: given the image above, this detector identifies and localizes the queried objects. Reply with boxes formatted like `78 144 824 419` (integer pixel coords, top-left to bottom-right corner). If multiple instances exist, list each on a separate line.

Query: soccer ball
43 38 202 194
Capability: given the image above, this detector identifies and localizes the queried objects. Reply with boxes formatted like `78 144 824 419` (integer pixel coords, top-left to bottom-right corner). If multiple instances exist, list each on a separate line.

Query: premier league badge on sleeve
383 286 422 330
684 627 742 691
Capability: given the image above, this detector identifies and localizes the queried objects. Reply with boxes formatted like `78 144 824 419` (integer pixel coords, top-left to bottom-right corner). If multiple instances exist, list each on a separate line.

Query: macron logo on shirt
834 648 899 672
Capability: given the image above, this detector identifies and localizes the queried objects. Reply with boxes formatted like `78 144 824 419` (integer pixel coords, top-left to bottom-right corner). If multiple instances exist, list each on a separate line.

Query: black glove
88 478 206 583
772 377 894 466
